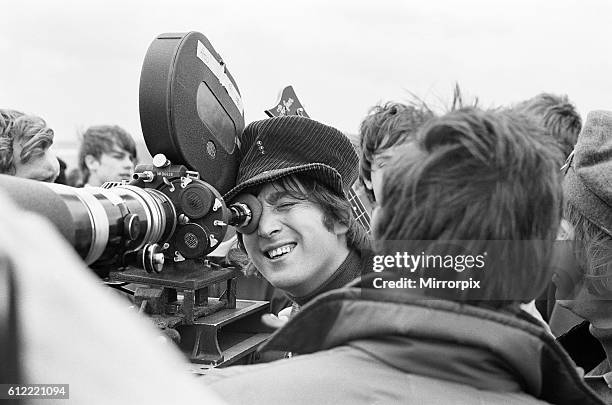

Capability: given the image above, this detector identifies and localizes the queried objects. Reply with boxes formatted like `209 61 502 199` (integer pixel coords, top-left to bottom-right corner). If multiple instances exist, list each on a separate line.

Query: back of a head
0 109 55 176
515 92 582 158
374 107 565 305
0 110 23 174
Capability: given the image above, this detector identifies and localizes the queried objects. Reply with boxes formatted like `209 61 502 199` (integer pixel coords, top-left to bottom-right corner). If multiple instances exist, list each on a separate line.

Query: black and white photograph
1 0 612 403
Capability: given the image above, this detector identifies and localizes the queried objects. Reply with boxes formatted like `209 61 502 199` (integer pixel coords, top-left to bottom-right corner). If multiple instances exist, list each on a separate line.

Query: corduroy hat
224 115 358 202
563 110 612 236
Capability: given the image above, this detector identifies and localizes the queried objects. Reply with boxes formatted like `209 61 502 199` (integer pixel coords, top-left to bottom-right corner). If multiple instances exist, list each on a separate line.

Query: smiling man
0 109 60 182
224 115 371 306
78 124 137 187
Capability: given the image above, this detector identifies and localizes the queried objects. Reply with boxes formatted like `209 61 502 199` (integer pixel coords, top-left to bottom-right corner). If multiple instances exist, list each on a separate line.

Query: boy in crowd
78 125 137 187
205 108 602 405
0 109 60 182
224 115 371 309
358 101 433 203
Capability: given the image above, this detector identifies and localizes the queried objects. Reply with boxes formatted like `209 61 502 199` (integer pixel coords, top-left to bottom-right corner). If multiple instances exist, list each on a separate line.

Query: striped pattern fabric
224 116 358 202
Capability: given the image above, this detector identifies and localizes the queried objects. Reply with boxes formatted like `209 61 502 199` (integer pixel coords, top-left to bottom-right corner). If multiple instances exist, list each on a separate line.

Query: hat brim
224 163 345 203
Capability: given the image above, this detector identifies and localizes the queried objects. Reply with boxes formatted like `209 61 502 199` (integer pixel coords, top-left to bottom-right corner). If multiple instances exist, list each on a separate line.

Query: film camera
0 32 271 367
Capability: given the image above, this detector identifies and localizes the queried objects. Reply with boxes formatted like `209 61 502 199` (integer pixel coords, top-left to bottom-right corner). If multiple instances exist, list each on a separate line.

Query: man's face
367 149 395 203
553 221 612 329
555 270 612 330
366 142 421 203
242 183 350 297
12 143 60 182
86 145 135 186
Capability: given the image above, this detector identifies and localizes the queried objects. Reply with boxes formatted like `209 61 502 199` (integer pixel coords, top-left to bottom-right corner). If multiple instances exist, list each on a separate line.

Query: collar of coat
288 249 369 306
260 286 604 405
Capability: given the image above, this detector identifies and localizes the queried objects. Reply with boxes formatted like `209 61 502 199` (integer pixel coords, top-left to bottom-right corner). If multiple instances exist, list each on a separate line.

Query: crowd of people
2 88 612 404
0 110 138 188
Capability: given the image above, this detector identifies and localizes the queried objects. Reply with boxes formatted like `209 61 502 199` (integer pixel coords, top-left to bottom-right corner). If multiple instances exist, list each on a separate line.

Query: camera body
116 159 230 269
110 31 270 366
139 31 244 196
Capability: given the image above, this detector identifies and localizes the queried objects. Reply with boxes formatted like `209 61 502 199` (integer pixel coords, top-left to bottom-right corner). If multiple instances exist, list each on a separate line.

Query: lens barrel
0 175 177 266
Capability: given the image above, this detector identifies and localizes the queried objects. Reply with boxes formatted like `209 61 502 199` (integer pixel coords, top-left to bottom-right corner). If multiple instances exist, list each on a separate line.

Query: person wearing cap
224 115 371 313
204 108 603 404
554 110 612 401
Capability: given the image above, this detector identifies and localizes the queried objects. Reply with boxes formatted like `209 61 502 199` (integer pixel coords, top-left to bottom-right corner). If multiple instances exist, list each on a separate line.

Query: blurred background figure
78 124 137 187
64 166 84 187
0 109 60 182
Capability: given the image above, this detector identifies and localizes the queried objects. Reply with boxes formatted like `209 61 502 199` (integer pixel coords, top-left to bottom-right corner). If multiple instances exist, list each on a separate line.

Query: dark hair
374 107 564 306
358 101 434 201
231 174 371 275
358 84 476 202
78 125 137 183
0 109 54 175
514 93 582 158
54 157 67 185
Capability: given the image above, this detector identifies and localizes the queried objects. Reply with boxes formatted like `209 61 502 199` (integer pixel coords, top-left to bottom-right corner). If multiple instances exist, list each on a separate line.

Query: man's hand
261 306 292 329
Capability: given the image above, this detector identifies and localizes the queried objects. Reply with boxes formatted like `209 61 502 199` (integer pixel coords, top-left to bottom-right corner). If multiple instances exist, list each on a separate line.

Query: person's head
78 125 137 186
358 101 433 202
515 92 582 158
225 116 369 297
555 110 612 328
373 107 564 307
0 109 59 182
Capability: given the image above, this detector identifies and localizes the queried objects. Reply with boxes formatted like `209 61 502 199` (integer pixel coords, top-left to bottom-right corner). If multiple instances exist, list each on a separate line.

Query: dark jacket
205 287 604 404
584 326 612 403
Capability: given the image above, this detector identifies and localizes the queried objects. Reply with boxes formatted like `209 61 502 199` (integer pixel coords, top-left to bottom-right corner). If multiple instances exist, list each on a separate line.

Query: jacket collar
260 287 604 405
288 249 369 306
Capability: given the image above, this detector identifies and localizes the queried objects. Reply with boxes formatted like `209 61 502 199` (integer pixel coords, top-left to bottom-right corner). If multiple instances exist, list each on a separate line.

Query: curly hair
0 109 55 175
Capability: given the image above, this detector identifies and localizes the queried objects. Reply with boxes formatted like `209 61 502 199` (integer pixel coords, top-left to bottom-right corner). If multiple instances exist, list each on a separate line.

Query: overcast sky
1 0 610 153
